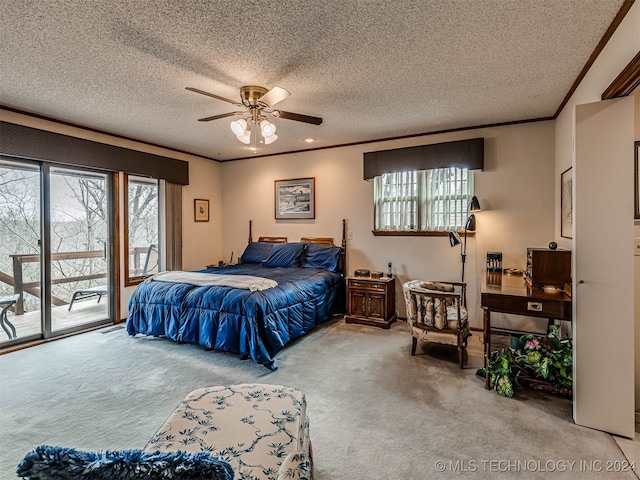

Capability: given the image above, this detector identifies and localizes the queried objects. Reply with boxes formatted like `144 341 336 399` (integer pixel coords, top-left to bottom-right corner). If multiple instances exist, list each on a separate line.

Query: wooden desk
481 273 572 389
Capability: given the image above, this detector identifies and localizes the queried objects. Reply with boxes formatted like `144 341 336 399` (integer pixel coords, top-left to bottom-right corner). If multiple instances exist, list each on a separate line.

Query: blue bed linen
126 265 344 370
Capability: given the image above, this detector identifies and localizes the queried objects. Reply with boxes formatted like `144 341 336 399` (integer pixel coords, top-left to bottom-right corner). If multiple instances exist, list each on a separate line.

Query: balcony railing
1 246 151 314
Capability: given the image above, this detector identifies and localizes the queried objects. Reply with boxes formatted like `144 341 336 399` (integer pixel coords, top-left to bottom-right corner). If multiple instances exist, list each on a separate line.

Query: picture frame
560 167 573 239
635 141 640 220
194 199 209 222
275 177 315 219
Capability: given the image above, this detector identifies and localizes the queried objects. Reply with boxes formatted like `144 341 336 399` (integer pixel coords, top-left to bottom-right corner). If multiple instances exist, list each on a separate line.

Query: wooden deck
0 299 110 343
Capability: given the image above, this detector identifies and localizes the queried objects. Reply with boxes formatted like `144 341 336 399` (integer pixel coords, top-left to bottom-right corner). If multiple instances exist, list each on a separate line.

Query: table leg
484 308 491 389
0 308 12 339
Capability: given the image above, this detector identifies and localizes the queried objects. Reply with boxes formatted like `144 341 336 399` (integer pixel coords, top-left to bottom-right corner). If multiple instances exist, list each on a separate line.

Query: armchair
402 280 470 368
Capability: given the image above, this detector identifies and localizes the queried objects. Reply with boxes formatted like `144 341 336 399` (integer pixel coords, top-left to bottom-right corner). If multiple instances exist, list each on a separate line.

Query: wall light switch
635 238 640 256
348 231 353 240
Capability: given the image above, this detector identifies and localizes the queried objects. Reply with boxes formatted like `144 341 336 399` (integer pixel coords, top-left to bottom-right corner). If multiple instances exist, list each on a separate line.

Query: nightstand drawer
348 279 385 290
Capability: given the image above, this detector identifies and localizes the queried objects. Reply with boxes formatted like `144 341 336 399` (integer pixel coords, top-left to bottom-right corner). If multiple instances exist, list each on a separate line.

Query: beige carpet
1 317 637 479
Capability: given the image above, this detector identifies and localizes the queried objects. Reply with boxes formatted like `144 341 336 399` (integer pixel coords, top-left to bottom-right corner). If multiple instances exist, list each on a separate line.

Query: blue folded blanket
17 445 234 480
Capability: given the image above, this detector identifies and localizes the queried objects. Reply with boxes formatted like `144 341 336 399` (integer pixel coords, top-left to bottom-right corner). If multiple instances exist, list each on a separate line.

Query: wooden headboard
258 236 288 244
247 219 348 276
300 237 334 246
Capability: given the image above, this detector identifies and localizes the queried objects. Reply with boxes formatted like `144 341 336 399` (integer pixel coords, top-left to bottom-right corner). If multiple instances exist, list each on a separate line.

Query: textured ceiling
0 0 627 161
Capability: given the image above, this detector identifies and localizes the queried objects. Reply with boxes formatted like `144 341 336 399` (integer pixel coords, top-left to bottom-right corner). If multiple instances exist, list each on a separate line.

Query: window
124 175 159 285
373 167 473 233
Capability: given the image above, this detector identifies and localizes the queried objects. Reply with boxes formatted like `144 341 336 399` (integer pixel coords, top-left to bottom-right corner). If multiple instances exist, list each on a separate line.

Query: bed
126 220 346 370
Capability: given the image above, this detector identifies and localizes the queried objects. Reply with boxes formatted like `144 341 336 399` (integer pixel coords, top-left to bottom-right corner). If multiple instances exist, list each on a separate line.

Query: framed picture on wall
194 199 209 222
561 167 573 239
635 141 640 220
275 177 315 219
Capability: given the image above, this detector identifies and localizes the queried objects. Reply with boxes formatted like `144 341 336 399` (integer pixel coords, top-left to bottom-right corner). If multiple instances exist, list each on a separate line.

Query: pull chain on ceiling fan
186 85 322 148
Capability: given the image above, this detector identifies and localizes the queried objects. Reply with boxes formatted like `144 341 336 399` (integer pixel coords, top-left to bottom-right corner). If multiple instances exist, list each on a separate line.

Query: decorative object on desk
479 325 572 398
635 141 640 219
486 251 502 272
448 195 481 282
564 282 572 297
503 268 522 275
525 248 571 288
486 271 502 286
275 177 315 219
354 269 371 277
370 271 383 279
548 241 557 250
194 199 209 222
560 167 573 238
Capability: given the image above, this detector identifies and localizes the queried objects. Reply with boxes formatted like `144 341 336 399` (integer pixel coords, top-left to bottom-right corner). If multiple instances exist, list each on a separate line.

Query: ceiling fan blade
274 110 323 125
258 86 290 107
186 87 241 106
198 111 244 122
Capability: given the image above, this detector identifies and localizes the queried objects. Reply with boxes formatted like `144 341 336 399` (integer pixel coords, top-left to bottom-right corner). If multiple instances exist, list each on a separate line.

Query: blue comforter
126 265 344 370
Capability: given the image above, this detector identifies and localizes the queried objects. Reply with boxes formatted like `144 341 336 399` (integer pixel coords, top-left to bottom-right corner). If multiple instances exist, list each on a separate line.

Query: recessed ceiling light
304 138 316 143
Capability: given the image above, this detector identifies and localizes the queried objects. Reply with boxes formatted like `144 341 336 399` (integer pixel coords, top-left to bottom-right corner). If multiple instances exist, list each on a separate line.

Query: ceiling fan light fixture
230 118 247 137
187 85 322 150
264 133 278 145
260 119 276 138
236 129 251 144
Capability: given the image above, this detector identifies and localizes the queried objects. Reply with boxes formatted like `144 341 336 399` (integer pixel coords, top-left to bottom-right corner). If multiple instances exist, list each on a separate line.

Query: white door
574 97 635 438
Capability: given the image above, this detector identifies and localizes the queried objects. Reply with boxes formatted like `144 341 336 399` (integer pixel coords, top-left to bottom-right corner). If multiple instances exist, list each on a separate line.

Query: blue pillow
264 242 306 268
240 242 273 264
17 445 234 480
303 243 342 272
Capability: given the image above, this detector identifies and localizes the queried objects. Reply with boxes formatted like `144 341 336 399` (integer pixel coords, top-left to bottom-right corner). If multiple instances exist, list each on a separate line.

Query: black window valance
363 137 484 180
0 121 189 185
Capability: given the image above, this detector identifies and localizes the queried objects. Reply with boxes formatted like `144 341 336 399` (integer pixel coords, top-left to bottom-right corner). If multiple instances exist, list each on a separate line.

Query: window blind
363 137 484 180
0 121 189 185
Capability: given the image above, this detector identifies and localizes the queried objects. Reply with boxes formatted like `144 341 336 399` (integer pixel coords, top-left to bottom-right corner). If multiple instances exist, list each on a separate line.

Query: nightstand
345 276 396 329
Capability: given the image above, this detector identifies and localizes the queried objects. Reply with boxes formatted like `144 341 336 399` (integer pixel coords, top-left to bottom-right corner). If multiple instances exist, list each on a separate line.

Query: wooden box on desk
525 248 571 288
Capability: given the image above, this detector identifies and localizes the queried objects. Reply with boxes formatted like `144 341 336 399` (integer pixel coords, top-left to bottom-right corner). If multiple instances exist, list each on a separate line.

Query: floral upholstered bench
145 384 313 480
17 384 311 480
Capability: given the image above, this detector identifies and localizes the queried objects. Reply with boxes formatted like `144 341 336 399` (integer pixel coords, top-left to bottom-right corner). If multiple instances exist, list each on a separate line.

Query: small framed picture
194 199 209 222
275 177 315 219
635 141 640 220
560 167 573 239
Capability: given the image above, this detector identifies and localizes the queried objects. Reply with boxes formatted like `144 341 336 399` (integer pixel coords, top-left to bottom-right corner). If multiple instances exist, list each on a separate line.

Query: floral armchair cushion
403 280 468 330
146 384 312 480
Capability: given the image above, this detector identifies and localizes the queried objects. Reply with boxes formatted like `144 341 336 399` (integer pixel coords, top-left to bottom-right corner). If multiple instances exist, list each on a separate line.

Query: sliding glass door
0 160 42 341
0 159 114 346
49 167 111 332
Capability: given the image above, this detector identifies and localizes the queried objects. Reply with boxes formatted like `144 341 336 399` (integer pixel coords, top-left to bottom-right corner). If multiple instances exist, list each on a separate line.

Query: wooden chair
402 280 470 368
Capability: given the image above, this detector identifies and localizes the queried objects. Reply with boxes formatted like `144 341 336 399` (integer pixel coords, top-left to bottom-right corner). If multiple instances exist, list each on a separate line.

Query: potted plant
480 325 573 397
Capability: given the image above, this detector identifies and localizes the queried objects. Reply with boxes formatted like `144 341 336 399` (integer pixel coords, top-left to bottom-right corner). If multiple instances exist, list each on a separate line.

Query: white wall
221 121 556 329
553 1 639 407
181 158 222 272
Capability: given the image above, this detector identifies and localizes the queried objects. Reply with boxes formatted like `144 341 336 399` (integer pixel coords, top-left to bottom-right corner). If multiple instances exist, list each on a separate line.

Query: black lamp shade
465 213 476 231
449 230 461 247
469 196 481 212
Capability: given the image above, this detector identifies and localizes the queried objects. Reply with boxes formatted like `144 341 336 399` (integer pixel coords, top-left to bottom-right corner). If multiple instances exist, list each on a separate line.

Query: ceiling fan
186 85 322 146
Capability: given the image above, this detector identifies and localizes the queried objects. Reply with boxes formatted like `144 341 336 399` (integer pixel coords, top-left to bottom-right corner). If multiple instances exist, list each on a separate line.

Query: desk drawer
481 293 571 320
